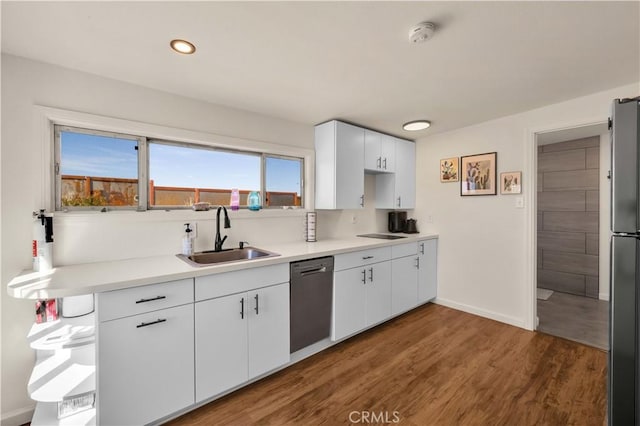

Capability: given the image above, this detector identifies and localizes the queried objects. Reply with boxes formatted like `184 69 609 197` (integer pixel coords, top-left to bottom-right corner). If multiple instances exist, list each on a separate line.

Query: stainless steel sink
177 247 280 267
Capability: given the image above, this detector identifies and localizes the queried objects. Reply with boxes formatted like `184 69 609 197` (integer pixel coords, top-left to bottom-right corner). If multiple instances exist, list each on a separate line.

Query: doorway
534 125 609 349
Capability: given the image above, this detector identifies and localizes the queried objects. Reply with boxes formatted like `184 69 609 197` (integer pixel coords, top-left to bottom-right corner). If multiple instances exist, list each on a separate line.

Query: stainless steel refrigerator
610 96 640 425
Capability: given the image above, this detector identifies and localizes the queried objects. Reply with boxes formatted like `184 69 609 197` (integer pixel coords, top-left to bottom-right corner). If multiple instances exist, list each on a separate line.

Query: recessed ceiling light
403 120 431 131
170 39 196 55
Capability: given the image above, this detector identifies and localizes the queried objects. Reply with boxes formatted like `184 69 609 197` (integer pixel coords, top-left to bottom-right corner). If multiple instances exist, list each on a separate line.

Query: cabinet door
247 283 290 379
195 293 248 402
395 139 416 209
332 268 367 341
418 239 438 303
98 304 194 426
365 261 392 326
364 129 382 171
335 121 365 209
391 256 419 316
380 135 396 173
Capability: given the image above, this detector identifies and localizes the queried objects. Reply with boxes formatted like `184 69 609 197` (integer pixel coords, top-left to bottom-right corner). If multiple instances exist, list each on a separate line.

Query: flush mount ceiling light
403 120 431 131
409 21 436 43
170 39 196 54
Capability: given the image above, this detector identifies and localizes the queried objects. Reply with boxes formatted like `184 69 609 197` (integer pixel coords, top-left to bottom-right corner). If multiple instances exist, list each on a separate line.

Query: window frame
54 125 305 211
262 153 304 208
54 125 147 211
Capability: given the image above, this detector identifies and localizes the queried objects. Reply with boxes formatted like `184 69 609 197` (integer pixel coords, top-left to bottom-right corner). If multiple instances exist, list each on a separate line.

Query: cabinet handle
397 196 401 208
377 157 382 168
254 294 259 315
362 255 374 260
369 267 374 282
136 318 166 328
383 158 387 170
415 257 420 269
361 269 367 284
420 243 425 255
135 295 166 304
240 297 245 319
360 194 365 207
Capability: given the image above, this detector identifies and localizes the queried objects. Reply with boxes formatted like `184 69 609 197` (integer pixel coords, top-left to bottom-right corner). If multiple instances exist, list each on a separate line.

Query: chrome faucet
214 206 231 251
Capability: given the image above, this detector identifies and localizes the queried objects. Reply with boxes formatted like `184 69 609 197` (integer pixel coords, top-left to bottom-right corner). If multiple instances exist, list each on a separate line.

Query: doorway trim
524 116 608 331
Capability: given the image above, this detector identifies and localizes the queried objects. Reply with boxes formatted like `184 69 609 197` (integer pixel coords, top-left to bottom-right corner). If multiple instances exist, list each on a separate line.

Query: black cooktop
357 233 407 240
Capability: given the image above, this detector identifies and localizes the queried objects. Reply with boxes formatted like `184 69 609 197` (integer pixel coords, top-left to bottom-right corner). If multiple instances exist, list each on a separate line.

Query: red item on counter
46 299 58 322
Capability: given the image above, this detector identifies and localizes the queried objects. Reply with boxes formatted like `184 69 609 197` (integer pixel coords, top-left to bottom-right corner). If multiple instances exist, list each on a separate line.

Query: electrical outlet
515 197 525 209
427 215 433 223
351 215 357 224
191 222 198 238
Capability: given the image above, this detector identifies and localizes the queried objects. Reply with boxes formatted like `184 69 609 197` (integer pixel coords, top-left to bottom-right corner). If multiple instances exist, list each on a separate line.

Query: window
148 142 261 208
54 125 304 210
264 156 303 207
55 126 143 209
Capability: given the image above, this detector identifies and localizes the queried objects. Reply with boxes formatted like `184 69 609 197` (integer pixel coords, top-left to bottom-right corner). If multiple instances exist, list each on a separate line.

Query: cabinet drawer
334 247 391 271
195 263 289 302
392 242 418 259
98 278 194 322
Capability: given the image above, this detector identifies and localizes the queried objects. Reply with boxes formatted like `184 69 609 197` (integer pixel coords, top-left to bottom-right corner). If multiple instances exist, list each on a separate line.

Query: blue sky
60 131 301 194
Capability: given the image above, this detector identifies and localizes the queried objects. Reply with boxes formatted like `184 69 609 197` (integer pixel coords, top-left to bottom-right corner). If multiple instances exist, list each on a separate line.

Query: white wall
0 54 316 424
415 82 638 330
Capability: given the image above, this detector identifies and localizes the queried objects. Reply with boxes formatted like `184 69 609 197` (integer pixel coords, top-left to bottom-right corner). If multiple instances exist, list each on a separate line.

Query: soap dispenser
182 223 194 256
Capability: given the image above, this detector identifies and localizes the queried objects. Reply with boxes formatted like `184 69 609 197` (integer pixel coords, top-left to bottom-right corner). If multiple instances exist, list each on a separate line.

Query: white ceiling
2 1 638 137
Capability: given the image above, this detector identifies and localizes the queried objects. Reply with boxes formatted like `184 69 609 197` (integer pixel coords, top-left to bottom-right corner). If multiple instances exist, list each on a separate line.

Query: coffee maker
388 211 407 233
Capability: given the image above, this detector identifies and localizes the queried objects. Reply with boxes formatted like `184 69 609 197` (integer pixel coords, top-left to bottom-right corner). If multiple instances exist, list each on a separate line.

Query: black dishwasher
290 256 334 353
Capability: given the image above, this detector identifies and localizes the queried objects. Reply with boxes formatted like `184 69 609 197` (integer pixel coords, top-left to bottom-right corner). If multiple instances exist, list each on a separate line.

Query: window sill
53 207 309 223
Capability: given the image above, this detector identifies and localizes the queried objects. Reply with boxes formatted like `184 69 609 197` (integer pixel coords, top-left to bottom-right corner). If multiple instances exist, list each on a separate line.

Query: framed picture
500 171 522 194
460 152 497 196
440 157 459 182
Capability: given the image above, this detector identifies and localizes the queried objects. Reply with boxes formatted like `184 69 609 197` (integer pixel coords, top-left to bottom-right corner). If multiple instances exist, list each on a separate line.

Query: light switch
515 197 524 208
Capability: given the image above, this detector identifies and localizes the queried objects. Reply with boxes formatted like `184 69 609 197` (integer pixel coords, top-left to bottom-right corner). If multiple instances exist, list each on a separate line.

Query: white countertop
7 233 438 299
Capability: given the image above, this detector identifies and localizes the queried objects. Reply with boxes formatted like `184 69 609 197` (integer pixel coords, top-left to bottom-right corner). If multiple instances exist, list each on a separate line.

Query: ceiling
2 1 638 137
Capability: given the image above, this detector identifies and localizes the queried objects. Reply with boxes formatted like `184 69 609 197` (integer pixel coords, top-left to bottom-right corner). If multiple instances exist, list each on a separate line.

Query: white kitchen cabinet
98 303 195 426
364 130 395 173
315 120 365 209
195 292 248 401
391 255 419 316
332 249 392 341
195 282 290 403
375 138 416 209
418 239 438 302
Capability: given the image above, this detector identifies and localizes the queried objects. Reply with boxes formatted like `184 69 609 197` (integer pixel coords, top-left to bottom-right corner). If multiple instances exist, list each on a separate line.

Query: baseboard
434 297 526 329
599 292 610 301
1 405 35 426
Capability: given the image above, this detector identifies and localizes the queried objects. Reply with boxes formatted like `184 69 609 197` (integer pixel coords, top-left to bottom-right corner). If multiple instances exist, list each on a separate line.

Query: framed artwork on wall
440 157 459 182
460 152 497 196
500 171 522 194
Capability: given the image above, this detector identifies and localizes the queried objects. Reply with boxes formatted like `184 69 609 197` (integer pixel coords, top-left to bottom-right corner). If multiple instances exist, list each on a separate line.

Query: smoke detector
409 22 435 43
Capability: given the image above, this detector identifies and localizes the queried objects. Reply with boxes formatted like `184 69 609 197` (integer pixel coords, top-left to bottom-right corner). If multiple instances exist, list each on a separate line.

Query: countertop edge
7 234 439 299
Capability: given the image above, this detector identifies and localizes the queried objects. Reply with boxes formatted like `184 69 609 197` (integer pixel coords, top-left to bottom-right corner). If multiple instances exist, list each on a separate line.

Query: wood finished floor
168 304 607 426
537 290 609 350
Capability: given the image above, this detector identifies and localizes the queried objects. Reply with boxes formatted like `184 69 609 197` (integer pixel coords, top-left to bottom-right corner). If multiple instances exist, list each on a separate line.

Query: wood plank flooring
537 290 609 350
168 304 607 426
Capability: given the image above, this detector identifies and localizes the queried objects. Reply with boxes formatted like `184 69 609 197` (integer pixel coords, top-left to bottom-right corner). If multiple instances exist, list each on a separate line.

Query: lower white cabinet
332 261 391 341
391 255 419 315
418 239 438 302
195 282 290 403
97 303 195 426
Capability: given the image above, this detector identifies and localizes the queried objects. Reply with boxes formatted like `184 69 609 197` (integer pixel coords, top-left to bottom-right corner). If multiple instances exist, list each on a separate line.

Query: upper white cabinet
315 120 415 210
315 120 365 209
364 130 395 173
375 139 416 209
